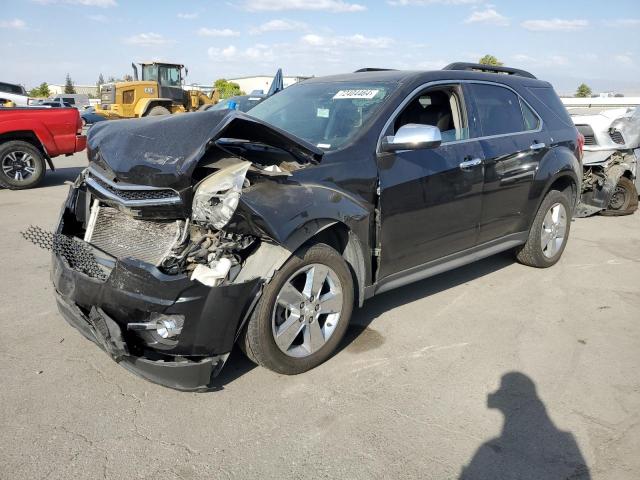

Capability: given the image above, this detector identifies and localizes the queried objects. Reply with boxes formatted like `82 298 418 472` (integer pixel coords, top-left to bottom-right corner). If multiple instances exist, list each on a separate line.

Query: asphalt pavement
1 152 639 479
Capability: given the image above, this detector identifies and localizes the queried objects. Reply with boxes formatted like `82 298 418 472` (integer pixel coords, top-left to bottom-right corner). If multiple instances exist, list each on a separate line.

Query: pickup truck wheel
241 243 354 374
601 177 638 216
515 189 572 268
0 141 46 190
146 106 171 116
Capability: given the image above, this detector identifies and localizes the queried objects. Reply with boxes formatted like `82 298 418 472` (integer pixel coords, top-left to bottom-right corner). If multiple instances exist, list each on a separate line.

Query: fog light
156 317 182 338
128 314 184 339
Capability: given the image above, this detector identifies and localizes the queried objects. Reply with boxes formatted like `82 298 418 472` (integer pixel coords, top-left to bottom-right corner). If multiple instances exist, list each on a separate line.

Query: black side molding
443 62 537 79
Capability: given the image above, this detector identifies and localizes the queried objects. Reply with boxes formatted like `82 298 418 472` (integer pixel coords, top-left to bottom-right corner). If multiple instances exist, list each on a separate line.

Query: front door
377 84 485 278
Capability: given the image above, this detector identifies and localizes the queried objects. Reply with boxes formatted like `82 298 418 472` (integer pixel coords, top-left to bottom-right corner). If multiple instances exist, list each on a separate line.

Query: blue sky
2 0 639 95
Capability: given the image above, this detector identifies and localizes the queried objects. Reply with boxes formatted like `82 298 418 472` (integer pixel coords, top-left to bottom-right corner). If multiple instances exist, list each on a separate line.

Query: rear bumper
75 135 87 153
55 291 227 391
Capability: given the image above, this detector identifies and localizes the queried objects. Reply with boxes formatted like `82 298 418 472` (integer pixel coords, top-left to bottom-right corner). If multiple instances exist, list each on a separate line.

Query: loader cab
139 62 185 104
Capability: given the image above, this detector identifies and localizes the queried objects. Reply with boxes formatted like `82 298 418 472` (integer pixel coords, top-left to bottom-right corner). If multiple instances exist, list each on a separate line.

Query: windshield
211 96 264 113
248 81 397 150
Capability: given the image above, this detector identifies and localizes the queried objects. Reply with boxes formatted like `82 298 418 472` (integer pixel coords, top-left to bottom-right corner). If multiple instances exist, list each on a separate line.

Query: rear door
465 82 550 243
377 84 485 278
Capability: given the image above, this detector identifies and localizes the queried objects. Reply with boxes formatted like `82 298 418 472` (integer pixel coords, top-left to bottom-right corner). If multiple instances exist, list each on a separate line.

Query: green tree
575 83 592 98
479 54 503 66
64 73 76 94
214 79 244 99
28 82 50 98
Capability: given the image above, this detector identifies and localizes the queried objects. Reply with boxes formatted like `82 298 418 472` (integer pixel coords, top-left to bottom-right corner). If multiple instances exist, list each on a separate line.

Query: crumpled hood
87 109 323 189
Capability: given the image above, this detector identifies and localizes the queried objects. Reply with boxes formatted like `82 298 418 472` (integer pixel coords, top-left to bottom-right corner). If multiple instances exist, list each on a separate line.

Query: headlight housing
192 161 251 229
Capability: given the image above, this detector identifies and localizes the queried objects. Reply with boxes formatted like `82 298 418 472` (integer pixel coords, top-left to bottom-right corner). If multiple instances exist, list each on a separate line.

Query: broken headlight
192 161 250 230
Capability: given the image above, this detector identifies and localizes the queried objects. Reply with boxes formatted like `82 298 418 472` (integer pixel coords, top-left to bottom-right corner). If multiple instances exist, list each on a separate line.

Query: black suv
40 63 582 390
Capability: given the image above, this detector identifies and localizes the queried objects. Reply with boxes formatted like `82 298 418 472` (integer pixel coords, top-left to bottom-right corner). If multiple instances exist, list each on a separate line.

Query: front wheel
601 177 638 216
241 243 354 374
516 189 572 268
146 105 171 116
0 140 46 190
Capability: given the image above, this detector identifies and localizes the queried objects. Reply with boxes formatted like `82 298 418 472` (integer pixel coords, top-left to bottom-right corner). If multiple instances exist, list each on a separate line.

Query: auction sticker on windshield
333 89 379 100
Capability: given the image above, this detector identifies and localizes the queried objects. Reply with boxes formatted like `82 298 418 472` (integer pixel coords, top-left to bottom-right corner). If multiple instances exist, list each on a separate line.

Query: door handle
459 158 482 170
530 142 546 151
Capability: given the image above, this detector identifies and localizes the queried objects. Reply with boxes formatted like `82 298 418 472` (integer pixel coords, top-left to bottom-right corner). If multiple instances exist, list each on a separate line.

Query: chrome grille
86 169 181 207
87 206 179 265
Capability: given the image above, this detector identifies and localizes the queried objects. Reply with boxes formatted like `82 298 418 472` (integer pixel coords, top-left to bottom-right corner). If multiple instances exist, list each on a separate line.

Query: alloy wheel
540 202 567 258
2 151 36 182
271 263 343 358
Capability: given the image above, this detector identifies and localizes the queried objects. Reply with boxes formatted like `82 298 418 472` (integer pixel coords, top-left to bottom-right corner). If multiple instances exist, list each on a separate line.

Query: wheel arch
0 131 52 170
136 98 173 117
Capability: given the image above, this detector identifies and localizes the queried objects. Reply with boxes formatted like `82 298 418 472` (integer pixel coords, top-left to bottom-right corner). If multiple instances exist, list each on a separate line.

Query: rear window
526 86 573 127
468 83 526 137
0 82 26 95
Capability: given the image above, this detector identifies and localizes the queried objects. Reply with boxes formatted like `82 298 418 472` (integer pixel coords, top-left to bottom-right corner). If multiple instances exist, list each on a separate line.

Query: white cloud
301 33 393 49
207 44 277 63
389 0 479 5
250 19 308 35
197 28 239 37
603 18 640 27
86 14 108 22
244 0 365 13
464 8 508 26
124 33 171 47
0 19 26 29
33 0 117 7
512 54 569 67
614 54 634 66
177 12 198 19
521 18 588 31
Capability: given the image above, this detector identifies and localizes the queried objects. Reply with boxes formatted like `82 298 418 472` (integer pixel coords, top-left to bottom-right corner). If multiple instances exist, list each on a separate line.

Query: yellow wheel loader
95 62 219 119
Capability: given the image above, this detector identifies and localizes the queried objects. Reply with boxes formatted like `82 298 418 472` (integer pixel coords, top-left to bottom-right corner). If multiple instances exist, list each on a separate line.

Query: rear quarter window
526 87 573 128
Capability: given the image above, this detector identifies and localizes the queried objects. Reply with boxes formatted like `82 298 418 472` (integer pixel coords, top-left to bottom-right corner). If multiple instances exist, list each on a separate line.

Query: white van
51 93 90 108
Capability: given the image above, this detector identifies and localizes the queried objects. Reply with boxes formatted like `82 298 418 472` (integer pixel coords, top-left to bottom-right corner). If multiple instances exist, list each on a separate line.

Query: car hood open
86 109 324 189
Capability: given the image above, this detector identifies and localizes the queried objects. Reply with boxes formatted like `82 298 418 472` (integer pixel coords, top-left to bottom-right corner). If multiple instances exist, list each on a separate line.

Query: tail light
577 132 584 160
77 114 83 135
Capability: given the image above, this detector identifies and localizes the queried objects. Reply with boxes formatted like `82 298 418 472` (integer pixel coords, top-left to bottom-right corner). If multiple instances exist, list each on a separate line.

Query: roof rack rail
354 68 397 73
443 62 537 79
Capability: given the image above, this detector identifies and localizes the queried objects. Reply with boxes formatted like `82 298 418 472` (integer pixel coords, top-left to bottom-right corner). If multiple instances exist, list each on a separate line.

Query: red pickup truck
0 107 87 189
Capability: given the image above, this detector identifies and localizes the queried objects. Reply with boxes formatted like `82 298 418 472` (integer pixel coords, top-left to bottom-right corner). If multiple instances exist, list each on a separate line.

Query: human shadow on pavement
339 251 516 353
459 372 591 480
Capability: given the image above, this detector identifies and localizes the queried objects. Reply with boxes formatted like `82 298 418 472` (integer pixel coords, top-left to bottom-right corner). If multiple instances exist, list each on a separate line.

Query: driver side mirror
381 123 442 152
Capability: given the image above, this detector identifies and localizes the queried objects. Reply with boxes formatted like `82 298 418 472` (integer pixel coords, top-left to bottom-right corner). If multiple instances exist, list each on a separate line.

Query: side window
521 100 540 131
394 86 468 143
63 97 75 105
469 84 525 137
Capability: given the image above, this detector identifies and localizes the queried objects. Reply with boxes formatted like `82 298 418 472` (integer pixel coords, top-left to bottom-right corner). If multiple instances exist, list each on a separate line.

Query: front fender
229 181 373 253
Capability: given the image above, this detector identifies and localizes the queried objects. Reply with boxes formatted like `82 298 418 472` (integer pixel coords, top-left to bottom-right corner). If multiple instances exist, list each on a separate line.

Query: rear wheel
516 189 572 268
601 177 638 216
146 105 171 116
241 243 354 374
0 140 46 190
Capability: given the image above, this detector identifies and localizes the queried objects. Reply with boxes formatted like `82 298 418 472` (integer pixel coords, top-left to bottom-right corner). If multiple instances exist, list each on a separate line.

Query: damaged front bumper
55 294 227 391
52 249 261 390
47 187 263 390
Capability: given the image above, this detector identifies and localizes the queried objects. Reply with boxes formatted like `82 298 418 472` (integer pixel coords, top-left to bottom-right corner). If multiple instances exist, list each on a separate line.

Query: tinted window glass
470 84 525 137
526 87 573 127
0 82 25 95
249 81 397 150
63 97 75 104
521 100 539 130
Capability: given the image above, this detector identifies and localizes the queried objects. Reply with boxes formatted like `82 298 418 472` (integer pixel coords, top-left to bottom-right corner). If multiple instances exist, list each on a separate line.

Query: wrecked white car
572 106 640 217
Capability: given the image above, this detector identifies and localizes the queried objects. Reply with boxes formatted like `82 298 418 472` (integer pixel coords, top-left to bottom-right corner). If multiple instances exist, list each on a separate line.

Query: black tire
146 105 171 116
0 140 46 190
601 177 638 216
241 243 354 374
515 189 572 268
